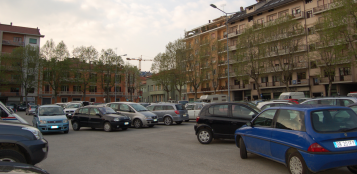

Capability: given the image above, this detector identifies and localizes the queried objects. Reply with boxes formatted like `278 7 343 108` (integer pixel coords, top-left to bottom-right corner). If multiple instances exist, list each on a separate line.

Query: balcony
218 60 227 66
0 92 21 97
228 29 245 38
264 45 307 58
2 40 24 46
218 86 228 90
230 84 252 90
313 4 329 14
291 79 310 85
229 44 237 51
218 73 228 78
292 11 305 20
335 75 352 82
201 87 211 92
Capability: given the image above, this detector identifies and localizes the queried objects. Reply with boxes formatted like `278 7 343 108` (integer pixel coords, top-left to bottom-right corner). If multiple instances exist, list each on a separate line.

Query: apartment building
184 0 357 101
0 23 44 104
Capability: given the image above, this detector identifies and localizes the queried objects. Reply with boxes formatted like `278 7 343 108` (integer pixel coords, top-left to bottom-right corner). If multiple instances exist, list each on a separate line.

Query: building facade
184 0 357 101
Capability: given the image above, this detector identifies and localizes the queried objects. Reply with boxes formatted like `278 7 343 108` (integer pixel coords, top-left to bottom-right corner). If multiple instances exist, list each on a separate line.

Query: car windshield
311 109 357 132
175 104 186 110
67 104 80 108
39 107 65 116
279 95 289 100
98 107 117 114
129 104 148 112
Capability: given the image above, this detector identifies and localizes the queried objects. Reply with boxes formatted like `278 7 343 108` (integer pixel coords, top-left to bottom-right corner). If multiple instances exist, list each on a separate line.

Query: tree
72 46 98 100
123 64 141 102
41 39 70 100
151 53 173 101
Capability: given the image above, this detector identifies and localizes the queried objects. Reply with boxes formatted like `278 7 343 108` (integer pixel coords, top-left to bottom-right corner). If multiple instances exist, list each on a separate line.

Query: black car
0 161 49 174
18 104 27 111
194 102 260 144
71 106 132 132
0 121 48 165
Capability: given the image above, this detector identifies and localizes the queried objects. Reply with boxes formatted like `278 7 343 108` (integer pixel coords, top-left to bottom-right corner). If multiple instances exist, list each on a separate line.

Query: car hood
139 111 157 117
64 108 78 112
38 115 67 121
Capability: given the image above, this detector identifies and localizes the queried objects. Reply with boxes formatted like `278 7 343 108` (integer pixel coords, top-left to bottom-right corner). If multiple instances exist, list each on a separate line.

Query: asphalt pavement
18 111 350 174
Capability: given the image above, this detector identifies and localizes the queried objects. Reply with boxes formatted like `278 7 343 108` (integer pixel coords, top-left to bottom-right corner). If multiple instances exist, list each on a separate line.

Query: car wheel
104 122 112 132
239 137 248 159
176 121 183 125
64 130 69 134
121 127 128 130
287 151 310 174
185 120 189 122
164 117 173 126
0 150 26 163
72 122 80 131
197 128 213 144
347 166 357 173
133 119 143 128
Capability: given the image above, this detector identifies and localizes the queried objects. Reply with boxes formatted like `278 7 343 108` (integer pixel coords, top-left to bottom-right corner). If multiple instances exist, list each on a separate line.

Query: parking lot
18 111 350 174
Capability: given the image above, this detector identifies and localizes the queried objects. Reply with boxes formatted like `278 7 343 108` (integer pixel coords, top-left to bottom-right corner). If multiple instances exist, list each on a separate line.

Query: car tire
64 130 69 134
164 117 173 126
185 120 189 122
176 121 183 125
121 128 128 130
287 151 310 174
72 122 80 131
133 119 143 128
239 138 248 159
197 128 213 144
0 149 26 163
104 122 112 132
347 166 357 173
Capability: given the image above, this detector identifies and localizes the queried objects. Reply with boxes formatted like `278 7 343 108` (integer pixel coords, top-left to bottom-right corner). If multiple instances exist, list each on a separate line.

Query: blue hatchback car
235 105 357 174
32 105 69 134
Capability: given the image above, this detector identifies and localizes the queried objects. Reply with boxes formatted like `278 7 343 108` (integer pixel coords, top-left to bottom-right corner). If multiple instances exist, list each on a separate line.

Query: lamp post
210 4 236 102
115 54 127 102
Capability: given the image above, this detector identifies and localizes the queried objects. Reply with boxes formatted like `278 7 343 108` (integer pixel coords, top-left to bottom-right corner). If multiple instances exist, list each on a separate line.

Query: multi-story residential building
0 23 44 104
184 0 357 101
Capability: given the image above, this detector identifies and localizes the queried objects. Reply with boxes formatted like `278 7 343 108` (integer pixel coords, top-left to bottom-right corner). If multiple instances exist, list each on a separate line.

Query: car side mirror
246 122 252 127
1 110 8 118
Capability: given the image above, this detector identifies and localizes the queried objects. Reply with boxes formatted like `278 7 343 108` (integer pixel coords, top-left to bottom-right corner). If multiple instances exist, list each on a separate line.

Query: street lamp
210 4 236 102
115 54 127 102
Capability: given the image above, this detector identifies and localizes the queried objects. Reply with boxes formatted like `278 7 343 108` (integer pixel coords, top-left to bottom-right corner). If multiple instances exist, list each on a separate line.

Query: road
18 111 350 174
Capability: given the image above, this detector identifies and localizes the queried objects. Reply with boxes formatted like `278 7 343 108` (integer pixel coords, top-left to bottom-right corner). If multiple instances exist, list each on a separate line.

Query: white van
347 93 357 98
278 92 305 100
197 94 227 103
0 101 28 124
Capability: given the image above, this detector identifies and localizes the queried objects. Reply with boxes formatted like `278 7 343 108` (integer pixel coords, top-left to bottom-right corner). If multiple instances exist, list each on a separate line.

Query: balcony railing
230 84 252 90
219 86 228 90
292 11 305 19
335 75 352 82
201 88 211 91
218 73 228 78
0 92 21 97
2 40 24 46
291 79 310 85
228 29 245 38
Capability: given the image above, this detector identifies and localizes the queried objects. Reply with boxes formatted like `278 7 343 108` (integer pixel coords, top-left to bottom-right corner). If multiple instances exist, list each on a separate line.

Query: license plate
124 122 129 125
51 126 58 129
334 140 357 148
154 119 157 122
183 114 187 117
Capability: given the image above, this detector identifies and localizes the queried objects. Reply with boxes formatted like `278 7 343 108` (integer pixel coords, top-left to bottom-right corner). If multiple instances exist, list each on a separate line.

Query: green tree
151 53 173 101
123 64 141 102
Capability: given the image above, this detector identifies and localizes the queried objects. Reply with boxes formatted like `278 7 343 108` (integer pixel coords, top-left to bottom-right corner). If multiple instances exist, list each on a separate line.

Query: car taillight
308 143 329 152
175 110 180 114
196 116 200 123
29 106 31 110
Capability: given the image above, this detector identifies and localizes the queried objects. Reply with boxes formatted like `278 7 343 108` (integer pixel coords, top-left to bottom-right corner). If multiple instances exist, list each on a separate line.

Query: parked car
178 100 189 106
298 98 311 104
0 121 48 165
71 106 131 132
32 105 69 134
26 105 37 115
6 105 17 113
106 102 158 128
186 103 205 120
0 102 28 124
256 101 295 110
139 103 150 107
0 161 49 174
235 104 357 173
347 103 357 114
146 103 188 125
194 102 260 144
301 96 357 106
69 101 89 106
17 104 27 111
64 103 81 118
55 103 68 109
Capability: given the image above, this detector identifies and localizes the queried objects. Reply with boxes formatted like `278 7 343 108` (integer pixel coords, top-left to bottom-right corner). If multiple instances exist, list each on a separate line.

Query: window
350 106 357 114
90 73 97 81
339 67 351 76
109 103 118 110
90 108 100 115
253 109 277 127
119 104 130 112
208 104 229 116
89 86 97 92
337 99 354 106
310 61 317 68
232 105 255 119
306 11 313 18
267 14 277 22
61 98 68 102
45 85 50 92
311 109 357 132
211 33 215 39
73 86 81 92
320 99 335 105
61 85 69 92
73 98 81 101
195 104 203 110
186 105 194 110
104 87 111 92
80 108 89 114
14 37 22 42
248 16 253 22
75 73 81 79
154 105 163 111
29 38 37 44
304 100 318 104
261 77 268 83
165 106 175 110
90 98 95 102
292 7 301 15
306 0 312 4
279 10 289 17
275 110 305 131
115 75 121 83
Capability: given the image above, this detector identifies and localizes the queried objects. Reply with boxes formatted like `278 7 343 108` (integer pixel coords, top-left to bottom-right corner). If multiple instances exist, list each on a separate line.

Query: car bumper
37 123 69 133
20 138 48 165
144 119 158 126
66 113 74 118
110 120 132 129
29 112 35 115
299 150 357 172
173 115 189 122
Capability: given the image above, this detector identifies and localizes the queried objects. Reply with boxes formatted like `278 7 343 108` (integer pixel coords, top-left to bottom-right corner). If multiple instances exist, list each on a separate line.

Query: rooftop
0 23 44 37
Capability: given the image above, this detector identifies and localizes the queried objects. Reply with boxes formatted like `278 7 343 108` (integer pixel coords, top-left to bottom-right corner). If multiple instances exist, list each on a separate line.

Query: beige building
184 0 357 101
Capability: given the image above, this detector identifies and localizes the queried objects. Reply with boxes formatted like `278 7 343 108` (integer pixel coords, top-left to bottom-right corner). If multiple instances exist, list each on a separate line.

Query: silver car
301 97 357 106
106 102 158 128
147 103 189 125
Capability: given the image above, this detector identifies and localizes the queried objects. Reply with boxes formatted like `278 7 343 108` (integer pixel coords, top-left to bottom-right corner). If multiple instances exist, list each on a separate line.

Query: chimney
10 22 12 26
240 7 244 11
209 20 211 23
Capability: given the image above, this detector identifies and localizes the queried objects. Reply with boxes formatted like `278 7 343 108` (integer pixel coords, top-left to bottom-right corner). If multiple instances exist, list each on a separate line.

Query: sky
0 0 253 71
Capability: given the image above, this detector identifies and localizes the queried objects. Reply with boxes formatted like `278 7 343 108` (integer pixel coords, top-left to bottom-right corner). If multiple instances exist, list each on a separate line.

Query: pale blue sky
0 0 253 71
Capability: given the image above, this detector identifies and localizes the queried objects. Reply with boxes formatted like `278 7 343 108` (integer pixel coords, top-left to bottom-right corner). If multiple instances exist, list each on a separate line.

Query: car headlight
22 127 43 140
114 118 119 122
145 116 152 119
40 120 47 124
63 119 68 123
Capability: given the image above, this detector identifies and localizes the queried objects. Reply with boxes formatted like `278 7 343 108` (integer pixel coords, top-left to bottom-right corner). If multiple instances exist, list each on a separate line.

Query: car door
186 105 195 119
153 105 164 122
270 109 306 163
78 108 89 127
88 108 103 128
118 104 135 119
194 104 203 119
207 104 231 137
243 109 277 156
231 104 257 134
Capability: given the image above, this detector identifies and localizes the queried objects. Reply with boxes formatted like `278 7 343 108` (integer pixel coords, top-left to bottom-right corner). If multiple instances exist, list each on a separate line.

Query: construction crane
126 55 153 70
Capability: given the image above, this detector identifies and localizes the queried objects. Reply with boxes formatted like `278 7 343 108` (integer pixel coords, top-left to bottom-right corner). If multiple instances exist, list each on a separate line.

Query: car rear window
175 104 185 110
208 104 228 116
311 109 357 133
